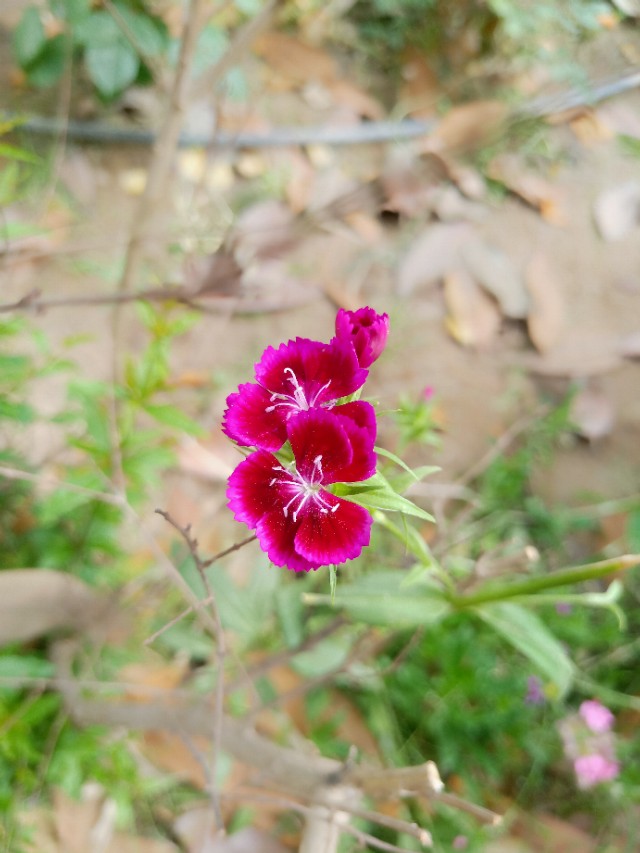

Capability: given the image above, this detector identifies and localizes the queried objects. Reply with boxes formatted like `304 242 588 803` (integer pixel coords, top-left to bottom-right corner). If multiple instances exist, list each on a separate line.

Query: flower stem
450 555 640 609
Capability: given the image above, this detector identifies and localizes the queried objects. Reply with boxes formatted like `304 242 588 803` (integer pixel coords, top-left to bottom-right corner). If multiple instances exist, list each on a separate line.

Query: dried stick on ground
51 639 501 833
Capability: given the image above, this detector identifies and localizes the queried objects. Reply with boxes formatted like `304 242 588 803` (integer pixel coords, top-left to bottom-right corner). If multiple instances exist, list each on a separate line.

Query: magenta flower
335 307 390 368
579 700 615 734
227 406 376 572
574 754 620 789
222 337 368 452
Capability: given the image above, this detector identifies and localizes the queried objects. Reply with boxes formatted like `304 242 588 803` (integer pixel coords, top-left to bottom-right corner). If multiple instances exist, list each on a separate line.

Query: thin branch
143 596 216 645
155 507 245 835
51 638 500 824
0 464 125 507
0 285 318 316
118 0 207 294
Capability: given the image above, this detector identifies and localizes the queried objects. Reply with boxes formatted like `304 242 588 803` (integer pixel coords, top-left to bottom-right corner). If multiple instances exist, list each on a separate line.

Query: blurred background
1 1 640 851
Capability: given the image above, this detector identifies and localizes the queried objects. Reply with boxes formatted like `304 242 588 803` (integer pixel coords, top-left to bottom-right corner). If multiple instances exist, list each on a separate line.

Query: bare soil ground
2 23 640 536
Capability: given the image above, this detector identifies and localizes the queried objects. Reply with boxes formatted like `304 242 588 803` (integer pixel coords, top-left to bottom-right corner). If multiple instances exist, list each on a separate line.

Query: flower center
264 367 331 418
270 454 339 523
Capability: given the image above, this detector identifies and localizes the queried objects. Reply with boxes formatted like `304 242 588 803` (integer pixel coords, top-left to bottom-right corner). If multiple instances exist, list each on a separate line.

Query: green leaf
376 446 437 478
0 655 54 690
516 581 626 630
0 143 40 165
53 0 92 25
342 474 435 522
112 1 167 57
85 35 139 98
627 509 640 552
26 35 67 88
13 6 46 67
476 602 574 698
189 24 228 75
144 403 205 437
305 570 451 628
0 399 34 423
374 511 435 567
387 465 441 497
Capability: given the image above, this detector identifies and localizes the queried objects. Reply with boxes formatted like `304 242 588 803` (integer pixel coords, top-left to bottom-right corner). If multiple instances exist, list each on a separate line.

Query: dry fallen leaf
254 31 339 89
423 100 509 155
518 332 623 377
611 0 640 17
174 813 289 853
487 154 567 225
569 383 616 441
525 253 565 353
381 146 447 217
593 181 640 241
510 810 598 853
397 222 475 296
325 78 384 120
141 731 209 789
618 330 640 358
52 786 115 853
0 569 107 646
19 786 178 853
569 110 614 145
444 267 502 349
230 201 298 266
399 47 440 118
462 237 529 319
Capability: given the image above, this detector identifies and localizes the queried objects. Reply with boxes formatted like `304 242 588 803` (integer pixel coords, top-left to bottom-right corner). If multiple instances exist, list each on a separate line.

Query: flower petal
255 337 367 405
226 449 282 528
256 509 321 572
331 402 377 483
295 494 373 565
287 408 353 483
222 382 288 451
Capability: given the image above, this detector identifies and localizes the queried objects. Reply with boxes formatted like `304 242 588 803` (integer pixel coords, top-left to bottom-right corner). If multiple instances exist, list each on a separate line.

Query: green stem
450 555 640 609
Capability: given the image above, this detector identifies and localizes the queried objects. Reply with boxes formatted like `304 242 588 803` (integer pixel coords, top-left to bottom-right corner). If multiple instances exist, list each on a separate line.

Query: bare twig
143 595 216 645
155 508 253 835
118 0 207 295
51 637 502 825
0 284 319 315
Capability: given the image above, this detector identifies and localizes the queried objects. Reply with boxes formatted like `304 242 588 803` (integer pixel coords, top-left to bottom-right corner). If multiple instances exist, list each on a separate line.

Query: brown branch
155 507 233 833
50 638 501 825
118 0 208 294
0 285 319 316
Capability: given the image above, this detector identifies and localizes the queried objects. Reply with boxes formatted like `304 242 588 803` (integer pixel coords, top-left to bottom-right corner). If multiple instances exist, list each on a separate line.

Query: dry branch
51 639 501 824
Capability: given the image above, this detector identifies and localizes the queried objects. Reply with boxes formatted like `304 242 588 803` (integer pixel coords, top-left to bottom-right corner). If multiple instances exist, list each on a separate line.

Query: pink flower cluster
558 699 619 789
223 308 389 572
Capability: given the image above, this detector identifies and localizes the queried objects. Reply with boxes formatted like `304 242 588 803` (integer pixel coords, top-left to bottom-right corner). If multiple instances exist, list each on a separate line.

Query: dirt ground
2 21 640 540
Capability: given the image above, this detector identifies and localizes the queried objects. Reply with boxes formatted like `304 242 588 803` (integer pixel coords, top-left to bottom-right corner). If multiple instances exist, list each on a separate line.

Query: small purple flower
227 406 376 572
579 700 615 734
335 307 390 368
525 675 545 705
452 837 468 850
574 754 620 789
222 337 368 452
555 602 572 615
